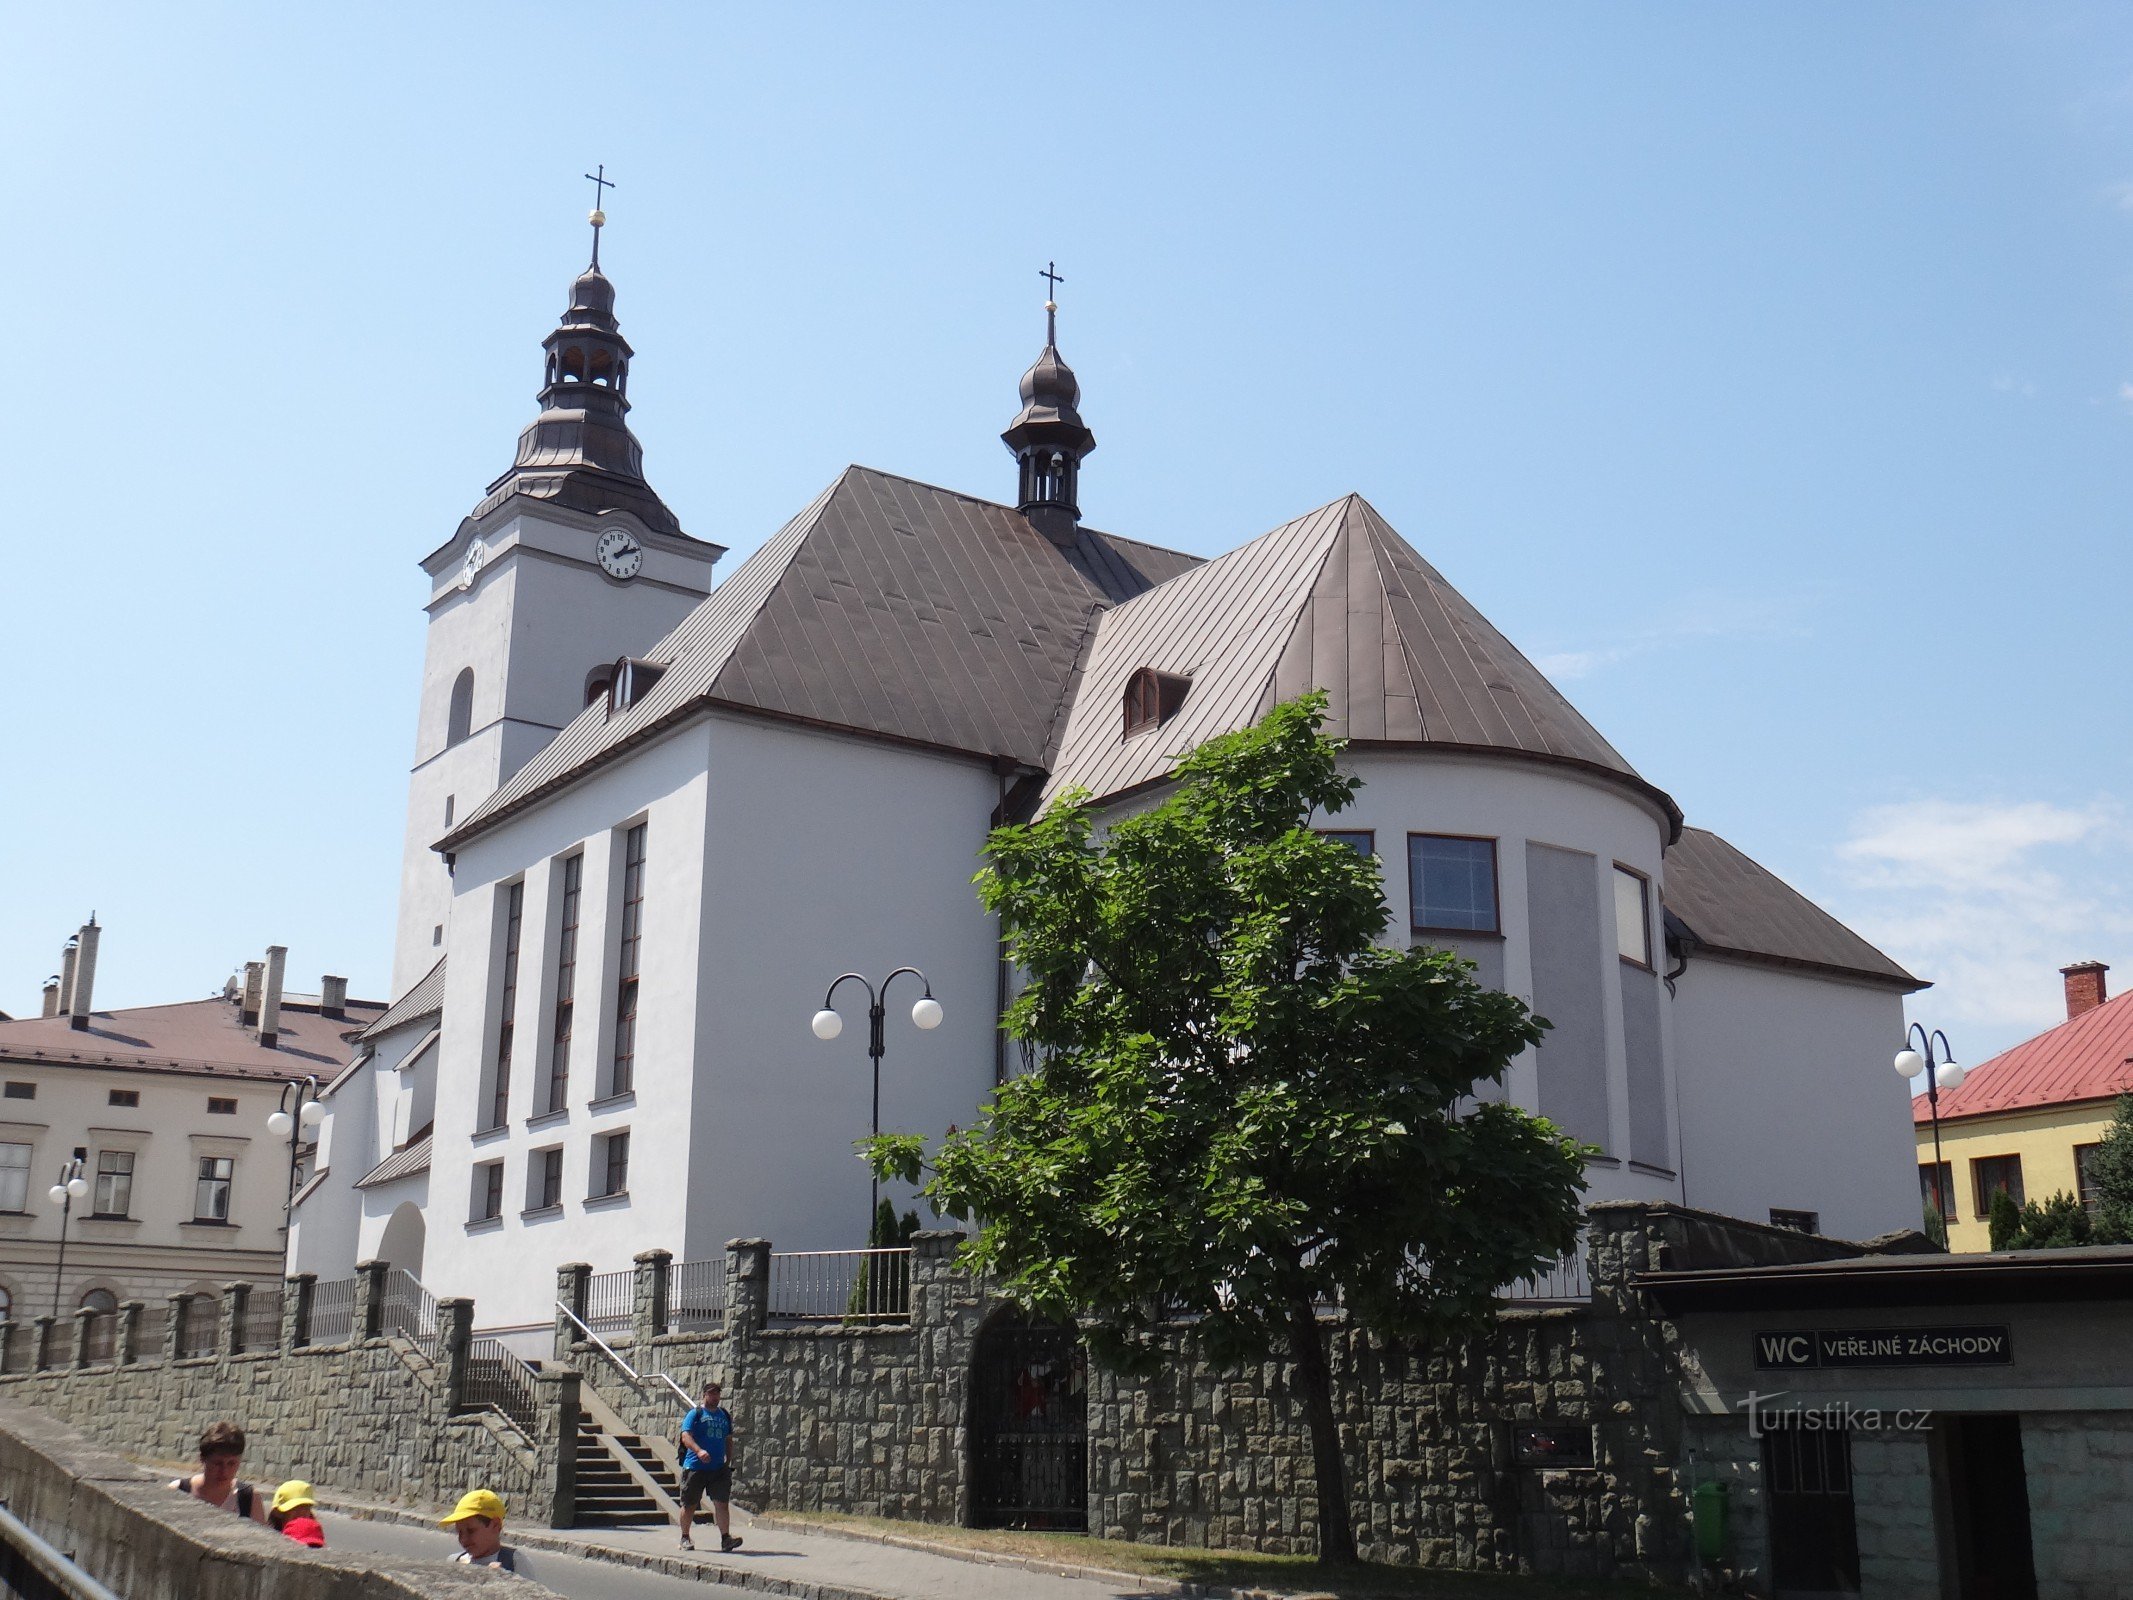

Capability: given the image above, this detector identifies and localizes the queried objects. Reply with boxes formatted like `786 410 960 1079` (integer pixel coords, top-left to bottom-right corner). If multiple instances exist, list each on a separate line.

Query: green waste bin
1692 1480 1729 1562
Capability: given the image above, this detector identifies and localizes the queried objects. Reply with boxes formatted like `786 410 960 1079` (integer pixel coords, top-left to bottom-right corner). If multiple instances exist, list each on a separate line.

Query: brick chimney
2062 960 2110 1021
320 974 348 1021
68 918 100 1032
259 945 287 1048
240 961 264 1029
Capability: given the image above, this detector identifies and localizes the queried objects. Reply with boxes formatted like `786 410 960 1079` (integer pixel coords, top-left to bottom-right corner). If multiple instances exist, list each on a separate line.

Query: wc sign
1753 1325 2012 1370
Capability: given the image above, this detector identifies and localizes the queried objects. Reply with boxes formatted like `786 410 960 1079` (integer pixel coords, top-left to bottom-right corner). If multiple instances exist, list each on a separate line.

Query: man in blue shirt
677 1380 740 1553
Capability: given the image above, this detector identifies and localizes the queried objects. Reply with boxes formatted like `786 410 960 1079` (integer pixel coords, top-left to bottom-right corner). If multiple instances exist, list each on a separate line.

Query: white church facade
292 230 1927 1340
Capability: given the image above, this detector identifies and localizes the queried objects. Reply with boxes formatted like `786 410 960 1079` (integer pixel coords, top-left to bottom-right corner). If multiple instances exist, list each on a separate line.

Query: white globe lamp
811 1009 844 1041
1935 1061 1966 1093
911 996 943 1031
301 1099 326 1128
267 1109 294 1137
47 1184 67 1206
66 1176 87 1200
1893 1049 1924 1080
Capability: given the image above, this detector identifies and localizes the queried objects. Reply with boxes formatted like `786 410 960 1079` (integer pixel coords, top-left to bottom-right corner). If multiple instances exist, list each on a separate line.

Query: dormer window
607 656 666 716
1123 669 1191 737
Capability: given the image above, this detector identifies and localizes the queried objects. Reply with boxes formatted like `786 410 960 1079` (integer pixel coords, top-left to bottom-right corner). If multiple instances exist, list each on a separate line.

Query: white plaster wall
423 721 714 1328
688 714 1005 1259
292 1018 438 1277
1669 954 1917 1241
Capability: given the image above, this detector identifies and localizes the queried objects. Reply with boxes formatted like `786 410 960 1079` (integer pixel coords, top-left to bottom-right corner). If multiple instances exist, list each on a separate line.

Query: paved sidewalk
325 1496 1179 1600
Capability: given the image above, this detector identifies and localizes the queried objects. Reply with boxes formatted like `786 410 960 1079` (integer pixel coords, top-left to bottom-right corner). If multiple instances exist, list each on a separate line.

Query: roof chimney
320 974 348 1021
41 976 61 1018
68 917 100 1032
259 945 287 1048
240 961 264 1029
58 937 79 1017
2062 959 2110 1021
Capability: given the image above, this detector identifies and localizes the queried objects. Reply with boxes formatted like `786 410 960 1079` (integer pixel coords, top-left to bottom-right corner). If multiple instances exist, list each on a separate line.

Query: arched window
1122 668 1191 737
447 668 475 747
78 1287 117 1314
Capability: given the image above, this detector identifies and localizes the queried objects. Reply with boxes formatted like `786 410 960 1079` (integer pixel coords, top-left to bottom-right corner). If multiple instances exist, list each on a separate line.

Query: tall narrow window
194 1157 234 1222
598 1130 630 1198
0 1141 31 1212
447 668 475 747
1613 865 1653 968
610 825 647 1096
491 881 525 1130
547 855 583 1114
475 1161 504 1222
93 1151 134 1217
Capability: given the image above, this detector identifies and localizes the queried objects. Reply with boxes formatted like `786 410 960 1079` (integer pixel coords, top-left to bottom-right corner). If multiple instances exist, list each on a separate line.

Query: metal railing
0 1497 126 1600
668 1257 726 1332
134 1312 167 1362
461 1337 543 1435
585 1268 633 1339
378 1267 440 1354
240 1286 284 1353
81 1313 116 1365
768 1247 913 1323
176 1296 219 1358
556 1300 693 1409
1500 1243 1591 1303
309 1276 355 1344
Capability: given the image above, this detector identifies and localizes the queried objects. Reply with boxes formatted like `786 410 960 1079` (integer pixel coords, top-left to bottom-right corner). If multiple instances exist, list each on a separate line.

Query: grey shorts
682 1465 731 1509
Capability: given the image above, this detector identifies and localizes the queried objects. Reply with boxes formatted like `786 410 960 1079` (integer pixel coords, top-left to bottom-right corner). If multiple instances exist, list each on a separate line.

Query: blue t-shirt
682 1405 732 1472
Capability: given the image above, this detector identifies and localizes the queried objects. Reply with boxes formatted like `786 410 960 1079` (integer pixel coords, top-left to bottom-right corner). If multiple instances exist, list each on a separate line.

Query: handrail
554 1300 693 1408
0 1496 127 1600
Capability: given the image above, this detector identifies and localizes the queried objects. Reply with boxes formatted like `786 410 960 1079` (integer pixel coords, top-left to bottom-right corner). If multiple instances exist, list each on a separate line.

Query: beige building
0 920 380 1326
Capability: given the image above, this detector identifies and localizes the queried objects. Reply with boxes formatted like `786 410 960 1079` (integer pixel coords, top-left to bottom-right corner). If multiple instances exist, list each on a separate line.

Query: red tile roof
0 994 383 1082
1915 989 2133 1124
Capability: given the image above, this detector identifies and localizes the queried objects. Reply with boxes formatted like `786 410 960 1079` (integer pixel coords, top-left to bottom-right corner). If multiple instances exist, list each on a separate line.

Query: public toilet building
1644 1244 2133 1599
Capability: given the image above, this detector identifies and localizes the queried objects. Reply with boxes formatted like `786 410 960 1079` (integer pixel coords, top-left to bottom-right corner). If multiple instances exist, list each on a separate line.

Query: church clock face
596 527 644 581
458 538 487 592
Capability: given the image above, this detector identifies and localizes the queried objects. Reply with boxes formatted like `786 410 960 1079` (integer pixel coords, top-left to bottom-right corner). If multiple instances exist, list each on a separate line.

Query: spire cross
1039 261 1064 343
584 165 616 267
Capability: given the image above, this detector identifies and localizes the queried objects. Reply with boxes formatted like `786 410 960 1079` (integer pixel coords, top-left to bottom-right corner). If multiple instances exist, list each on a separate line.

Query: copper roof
1915 989 2133 1125
1043 494 1680 828
1664 827 1923 991
0 994 383 1082
443 466 1201 849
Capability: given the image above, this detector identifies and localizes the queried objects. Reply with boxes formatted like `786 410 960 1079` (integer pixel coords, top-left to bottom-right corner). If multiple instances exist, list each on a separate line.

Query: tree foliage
1987 1187 2023 1252
866 694 1589 1562
2085 1094 2133 1243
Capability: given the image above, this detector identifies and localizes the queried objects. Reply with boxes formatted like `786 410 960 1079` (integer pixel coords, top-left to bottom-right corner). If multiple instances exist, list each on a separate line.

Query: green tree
849 1199 921 1318
2010 1191 2093 1251
866 694 1588 1566
1921 1199 1948 1250
1988 1186 2023 1251
2085 1094 2133 1244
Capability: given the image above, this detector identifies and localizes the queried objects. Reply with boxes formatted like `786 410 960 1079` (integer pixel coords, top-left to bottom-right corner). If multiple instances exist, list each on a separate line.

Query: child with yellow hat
268 1481 325 1548
441 1488 523 1574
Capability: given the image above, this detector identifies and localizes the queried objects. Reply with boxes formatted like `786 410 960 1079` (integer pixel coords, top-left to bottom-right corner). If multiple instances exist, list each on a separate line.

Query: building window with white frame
1408 834 1500 934
489 880 525 1131
194 1156 234 1223
596 1130 630 1198
92 1151 134 1218
609 824 647 1096
0 1142 30 1213
1613 865 1653 969
547 853 583 1114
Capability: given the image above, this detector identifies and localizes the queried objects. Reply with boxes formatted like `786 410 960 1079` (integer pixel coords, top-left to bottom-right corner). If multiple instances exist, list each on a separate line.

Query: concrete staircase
572 1420 670 1528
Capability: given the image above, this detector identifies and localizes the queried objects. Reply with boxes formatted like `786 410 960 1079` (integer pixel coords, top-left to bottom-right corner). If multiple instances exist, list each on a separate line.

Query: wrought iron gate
969 1311 1087 1530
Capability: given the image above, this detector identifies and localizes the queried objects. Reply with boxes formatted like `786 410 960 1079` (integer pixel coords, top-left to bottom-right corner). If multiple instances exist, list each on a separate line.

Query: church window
1408 835 1500 934
546 854 583 1115
1122 669 1191 738
193 1157 234 1223
609 825 647 1096
92 1151 133 1217
488 881 524 1132
596 1130 630 1198
1613 865 1653 968
447 669 475 748
0 1142 31 1212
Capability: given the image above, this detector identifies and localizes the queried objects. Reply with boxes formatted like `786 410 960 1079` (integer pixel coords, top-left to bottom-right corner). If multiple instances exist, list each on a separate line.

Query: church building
292 219 1928 1344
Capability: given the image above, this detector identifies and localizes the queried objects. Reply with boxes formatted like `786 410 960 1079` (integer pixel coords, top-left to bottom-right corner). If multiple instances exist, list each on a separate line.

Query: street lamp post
267 1076 326 1266
1895 1025 1964 1235
45 1148 87 1319
811 968 943 1244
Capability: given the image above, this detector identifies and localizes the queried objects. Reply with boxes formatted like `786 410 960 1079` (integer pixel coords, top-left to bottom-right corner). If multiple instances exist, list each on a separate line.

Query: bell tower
389 200 724 997
1001 262 1096 546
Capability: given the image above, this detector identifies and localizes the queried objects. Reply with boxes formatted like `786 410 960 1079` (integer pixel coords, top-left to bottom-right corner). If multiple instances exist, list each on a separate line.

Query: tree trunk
1286 1294 1356 1566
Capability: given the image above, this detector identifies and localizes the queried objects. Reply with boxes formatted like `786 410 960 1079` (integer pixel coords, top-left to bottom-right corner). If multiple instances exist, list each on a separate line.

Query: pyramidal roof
1043 493 1680 832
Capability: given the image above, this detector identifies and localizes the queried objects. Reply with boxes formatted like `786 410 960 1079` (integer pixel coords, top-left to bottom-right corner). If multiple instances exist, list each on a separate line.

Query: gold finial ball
1045 300 1057 313
589 208 606 228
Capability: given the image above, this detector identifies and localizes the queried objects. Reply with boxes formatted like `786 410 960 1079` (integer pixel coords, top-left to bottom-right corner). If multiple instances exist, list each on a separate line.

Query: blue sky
5 3 2129 1065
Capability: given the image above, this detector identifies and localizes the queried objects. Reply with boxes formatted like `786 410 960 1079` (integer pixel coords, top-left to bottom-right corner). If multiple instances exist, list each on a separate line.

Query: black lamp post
811 968 942 1244
45 1148 87 1319
1896 1025 1963 1233
267 1076 325 1264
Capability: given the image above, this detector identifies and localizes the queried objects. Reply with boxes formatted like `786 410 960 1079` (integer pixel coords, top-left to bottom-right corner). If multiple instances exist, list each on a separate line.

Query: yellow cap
270 1481 317 1516
440 1489 506 1525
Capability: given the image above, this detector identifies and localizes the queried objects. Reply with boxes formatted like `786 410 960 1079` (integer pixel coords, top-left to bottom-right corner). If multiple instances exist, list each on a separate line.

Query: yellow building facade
1916 1098 2117 1254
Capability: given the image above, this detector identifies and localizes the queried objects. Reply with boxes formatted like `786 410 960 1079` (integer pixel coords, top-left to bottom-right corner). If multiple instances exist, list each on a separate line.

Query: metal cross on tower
1040 261 1064 342
585 165 616 267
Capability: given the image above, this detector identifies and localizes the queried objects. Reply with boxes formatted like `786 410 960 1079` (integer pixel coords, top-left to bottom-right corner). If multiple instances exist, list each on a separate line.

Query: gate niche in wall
968 1307 1087 1530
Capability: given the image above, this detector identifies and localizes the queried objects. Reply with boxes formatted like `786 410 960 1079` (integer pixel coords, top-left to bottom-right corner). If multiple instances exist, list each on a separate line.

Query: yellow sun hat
270 1481 317 1516
440 1488 507 1525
